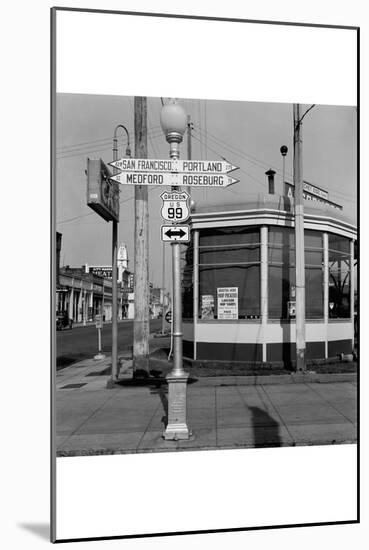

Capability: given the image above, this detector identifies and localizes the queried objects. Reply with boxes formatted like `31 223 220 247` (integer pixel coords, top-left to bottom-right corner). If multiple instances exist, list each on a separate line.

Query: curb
178 372 358 387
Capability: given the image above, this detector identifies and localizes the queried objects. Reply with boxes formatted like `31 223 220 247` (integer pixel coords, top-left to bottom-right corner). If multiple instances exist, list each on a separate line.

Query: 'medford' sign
110 171 237 187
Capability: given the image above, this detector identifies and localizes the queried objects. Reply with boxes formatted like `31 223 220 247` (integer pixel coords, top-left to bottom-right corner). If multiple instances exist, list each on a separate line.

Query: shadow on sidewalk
248 406 281 447
150 385 168 427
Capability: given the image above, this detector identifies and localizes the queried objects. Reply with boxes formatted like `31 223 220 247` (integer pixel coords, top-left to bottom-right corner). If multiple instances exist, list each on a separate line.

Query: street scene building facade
55 93 357 461
56 242 167 324
182 189 356 363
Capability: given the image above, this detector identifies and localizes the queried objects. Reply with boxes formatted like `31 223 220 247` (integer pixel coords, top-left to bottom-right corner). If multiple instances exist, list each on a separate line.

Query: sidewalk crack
136 399 163 449
64 389 120 440
306 382 356 425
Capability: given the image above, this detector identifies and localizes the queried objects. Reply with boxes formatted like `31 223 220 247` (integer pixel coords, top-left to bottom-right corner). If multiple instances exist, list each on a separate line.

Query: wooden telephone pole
293 104 306 371
133 97 150 376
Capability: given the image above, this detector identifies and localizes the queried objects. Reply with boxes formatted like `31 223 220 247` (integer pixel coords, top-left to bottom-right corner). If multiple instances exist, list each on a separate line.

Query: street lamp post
107 124 131 386
160 100 190 440
280 145 288 194
161 242 166 335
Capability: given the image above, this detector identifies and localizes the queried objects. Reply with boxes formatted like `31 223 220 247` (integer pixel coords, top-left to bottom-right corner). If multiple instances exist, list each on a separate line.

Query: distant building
56 232 62 286
82 243 132 319
57 267 118 323
150 287 162 318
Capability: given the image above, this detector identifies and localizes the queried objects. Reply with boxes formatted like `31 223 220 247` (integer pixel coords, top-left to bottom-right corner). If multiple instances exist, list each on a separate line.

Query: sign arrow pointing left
165 228 186 239
161 225 190 242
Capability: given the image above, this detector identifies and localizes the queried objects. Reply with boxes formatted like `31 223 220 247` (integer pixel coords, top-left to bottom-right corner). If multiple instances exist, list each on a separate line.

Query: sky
56 94 357 287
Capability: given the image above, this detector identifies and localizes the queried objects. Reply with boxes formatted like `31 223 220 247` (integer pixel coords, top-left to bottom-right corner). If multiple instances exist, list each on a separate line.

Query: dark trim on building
266 341 326 362
183 340 195 360
328 339 353 357
196 342 263 362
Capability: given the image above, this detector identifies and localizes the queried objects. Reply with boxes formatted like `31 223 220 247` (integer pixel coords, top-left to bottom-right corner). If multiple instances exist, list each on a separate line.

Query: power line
57 124 163 153
58 136 123 152
56 130 166 160
195 124 273 172
191 132 266 189
194 125 356 204
57 186 157 225
57 127 162 154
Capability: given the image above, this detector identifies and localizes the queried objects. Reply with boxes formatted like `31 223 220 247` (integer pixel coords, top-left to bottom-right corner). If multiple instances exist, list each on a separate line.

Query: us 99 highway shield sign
160 191 190 223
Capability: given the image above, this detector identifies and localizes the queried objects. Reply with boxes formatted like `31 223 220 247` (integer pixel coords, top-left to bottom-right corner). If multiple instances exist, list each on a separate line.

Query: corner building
182 194 356 365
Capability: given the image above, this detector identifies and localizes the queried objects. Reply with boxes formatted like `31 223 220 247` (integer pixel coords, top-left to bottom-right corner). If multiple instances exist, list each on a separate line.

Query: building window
305 230 324 319
328 234 351 319
198 227 261 319
268 227 324 320
268 227 296 320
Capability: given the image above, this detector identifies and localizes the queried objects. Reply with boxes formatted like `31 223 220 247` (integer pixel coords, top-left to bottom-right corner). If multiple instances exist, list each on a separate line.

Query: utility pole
186 115 193 196
107 124 131 387
293 104 306 371
133 97 150 376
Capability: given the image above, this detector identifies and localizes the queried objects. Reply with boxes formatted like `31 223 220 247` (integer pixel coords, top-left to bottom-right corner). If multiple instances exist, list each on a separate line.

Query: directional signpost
160 191 190 223
109 158 239 188
161 225 190 242
109 155 240 247
109 158 238 174
160 190 190 243
109 171 238 188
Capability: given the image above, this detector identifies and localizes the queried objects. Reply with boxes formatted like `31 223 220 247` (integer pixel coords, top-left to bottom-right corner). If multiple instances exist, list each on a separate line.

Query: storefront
182 195 356 364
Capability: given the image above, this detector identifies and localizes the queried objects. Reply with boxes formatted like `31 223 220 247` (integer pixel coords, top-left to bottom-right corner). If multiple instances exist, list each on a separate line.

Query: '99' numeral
168 207 183 219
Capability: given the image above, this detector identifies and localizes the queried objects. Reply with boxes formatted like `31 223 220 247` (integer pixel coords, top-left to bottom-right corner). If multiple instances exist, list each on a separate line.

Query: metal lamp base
163 372 190 440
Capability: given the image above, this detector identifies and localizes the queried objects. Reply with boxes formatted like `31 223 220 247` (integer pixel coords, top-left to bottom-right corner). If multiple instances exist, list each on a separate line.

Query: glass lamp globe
160 101 187 141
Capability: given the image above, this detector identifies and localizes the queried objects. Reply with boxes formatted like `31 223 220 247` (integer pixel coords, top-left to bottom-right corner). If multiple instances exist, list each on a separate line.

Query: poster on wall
51 5 358 545
201 294 215 319
217 287 238 319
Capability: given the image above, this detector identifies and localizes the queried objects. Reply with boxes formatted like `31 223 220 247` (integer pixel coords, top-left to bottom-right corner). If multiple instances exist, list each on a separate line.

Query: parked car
56 311 73 330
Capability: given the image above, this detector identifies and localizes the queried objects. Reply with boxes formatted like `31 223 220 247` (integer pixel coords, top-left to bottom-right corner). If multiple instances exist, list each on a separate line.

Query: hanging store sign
109 158 238 174
160 191 190 222
87 158 120 222
217 287 238 320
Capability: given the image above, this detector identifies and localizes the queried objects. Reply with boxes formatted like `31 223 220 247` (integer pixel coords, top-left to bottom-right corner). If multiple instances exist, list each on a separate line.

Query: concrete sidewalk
55 354 357 457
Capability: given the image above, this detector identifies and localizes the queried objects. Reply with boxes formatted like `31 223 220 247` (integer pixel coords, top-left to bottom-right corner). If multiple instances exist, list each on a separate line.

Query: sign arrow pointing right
161 225 190 242
165 228 186 239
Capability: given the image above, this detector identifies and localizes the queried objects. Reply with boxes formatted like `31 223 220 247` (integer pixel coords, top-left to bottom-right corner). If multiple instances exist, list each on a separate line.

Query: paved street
56 318 163 369
55 351 357 456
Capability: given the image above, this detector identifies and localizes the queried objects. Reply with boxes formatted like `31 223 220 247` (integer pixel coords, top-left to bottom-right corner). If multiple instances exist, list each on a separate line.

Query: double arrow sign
161 226 190 242
108 158 239 188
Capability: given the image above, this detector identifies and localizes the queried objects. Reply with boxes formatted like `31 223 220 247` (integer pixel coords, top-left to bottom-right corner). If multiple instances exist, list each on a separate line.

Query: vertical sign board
87 158 120 222
201 295 215 319
217 287 238 320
